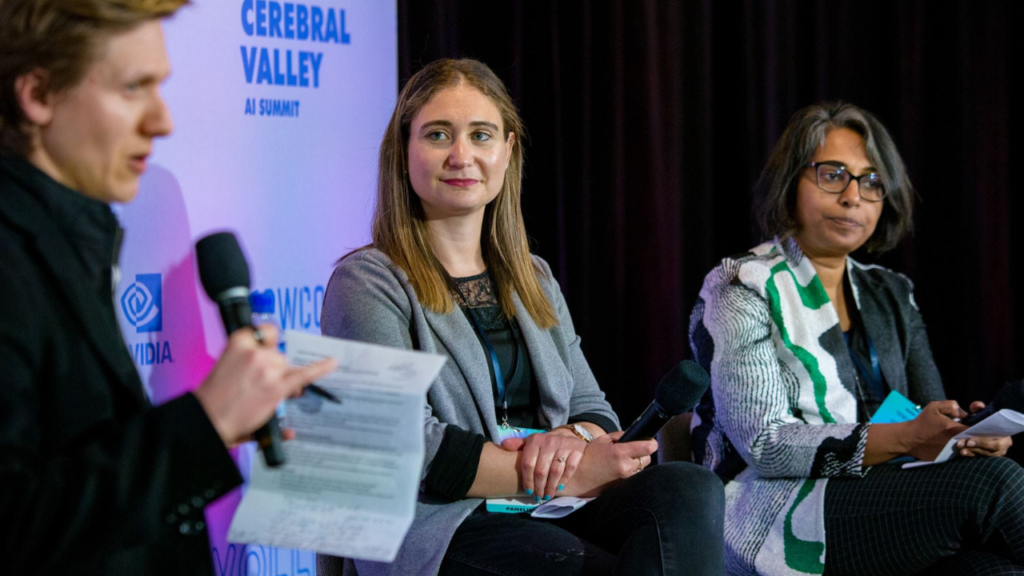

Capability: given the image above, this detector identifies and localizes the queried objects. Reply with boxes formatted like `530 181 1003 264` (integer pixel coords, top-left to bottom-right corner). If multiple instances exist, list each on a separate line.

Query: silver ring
556 456 567 463
252 328 265 345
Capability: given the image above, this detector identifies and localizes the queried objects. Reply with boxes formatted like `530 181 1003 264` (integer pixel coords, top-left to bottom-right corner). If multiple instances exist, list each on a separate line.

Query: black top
843 286 890 422
423 271 615 501
456 272 540 429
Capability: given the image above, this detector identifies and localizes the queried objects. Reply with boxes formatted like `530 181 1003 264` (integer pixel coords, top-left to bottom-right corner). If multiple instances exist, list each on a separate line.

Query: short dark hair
753 102 914 253
0 0 188 154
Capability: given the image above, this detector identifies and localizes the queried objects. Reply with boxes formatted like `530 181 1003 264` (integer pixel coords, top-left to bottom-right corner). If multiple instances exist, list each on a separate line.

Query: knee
946 457 1024 518
654 460 724 492
978 457 1024 501
968 457 1024 490
641 462 725 518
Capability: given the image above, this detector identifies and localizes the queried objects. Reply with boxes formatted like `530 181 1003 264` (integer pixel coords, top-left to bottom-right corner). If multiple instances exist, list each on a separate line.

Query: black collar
0 154 122 293
0 152 145 407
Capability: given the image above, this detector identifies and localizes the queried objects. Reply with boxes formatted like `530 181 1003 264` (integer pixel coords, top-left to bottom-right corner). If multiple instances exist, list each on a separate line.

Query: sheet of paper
531 496 595 519
228 331 445 562
902 409 1024 469
954 409 1024 439
485 497 539 514
484 496 595 518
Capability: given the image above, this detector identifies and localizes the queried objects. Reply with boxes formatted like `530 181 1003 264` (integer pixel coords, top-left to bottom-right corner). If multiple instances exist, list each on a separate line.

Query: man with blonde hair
0 2 335 573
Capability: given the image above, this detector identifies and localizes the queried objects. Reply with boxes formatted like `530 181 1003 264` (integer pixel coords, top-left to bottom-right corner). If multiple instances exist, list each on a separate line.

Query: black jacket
0 154 242 575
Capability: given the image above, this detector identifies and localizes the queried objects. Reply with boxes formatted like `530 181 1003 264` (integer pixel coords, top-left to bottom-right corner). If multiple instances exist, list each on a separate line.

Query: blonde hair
0 0 189 153
370 58 557 328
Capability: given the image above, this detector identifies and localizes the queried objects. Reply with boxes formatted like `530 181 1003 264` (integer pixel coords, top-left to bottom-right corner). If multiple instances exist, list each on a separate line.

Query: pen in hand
304 383 341 404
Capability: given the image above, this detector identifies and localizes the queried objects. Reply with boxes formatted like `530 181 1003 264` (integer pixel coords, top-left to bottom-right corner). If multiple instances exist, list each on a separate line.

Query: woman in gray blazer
321 58 724 576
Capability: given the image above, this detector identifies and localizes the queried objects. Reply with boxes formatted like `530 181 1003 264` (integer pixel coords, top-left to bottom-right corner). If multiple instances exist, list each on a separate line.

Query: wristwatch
569 423 594 443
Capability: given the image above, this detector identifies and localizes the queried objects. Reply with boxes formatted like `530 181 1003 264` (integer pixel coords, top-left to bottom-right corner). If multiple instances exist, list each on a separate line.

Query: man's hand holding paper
227 331 446 562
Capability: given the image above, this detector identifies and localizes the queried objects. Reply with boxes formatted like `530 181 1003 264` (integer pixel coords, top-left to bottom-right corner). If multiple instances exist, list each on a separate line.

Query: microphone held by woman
619 360 710 443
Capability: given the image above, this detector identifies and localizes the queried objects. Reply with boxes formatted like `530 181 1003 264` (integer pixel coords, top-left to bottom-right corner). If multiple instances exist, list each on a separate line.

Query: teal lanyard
447 269 524 429
464 307 522 429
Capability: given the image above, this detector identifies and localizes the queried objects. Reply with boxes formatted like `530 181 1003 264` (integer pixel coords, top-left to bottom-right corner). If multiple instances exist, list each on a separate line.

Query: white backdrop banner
112 1 396 574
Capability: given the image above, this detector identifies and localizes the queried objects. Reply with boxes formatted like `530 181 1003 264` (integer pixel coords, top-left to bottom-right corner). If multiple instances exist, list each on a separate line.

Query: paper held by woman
903 409 1024 469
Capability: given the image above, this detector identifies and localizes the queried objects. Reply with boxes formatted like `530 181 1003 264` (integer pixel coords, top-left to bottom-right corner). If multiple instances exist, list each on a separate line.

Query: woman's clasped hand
502 429 656 500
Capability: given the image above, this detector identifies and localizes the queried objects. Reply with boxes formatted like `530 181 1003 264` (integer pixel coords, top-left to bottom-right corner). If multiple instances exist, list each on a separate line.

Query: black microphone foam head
654 360 711 415
195 232 251 299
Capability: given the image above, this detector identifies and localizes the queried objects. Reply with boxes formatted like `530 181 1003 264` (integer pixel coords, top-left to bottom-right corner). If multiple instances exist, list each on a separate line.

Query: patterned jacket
689 238 944 575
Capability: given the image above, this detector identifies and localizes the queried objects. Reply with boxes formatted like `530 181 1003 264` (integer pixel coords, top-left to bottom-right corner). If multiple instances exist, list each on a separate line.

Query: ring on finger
556 455 568 463
634 457 644 475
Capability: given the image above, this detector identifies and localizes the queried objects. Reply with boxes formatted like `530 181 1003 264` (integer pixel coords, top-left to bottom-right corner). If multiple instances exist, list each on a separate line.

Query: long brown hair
370 58 557 328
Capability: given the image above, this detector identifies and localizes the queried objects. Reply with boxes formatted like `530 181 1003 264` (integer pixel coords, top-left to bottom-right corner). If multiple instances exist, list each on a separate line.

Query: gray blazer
320 248 620 576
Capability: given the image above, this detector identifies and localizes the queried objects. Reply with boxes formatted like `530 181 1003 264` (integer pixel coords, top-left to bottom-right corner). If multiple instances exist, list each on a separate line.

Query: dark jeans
438 462 725 576
823 457 1024 576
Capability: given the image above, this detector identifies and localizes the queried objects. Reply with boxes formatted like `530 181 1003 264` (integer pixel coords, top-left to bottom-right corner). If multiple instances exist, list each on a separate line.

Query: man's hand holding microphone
193 232 337 456
194 324 335 447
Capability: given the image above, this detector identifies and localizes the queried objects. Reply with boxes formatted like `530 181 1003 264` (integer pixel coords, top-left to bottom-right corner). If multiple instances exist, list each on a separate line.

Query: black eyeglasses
807 161 887 202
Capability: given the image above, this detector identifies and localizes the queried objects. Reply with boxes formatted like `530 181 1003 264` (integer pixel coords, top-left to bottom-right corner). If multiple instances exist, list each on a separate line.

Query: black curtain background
397 0 1024 425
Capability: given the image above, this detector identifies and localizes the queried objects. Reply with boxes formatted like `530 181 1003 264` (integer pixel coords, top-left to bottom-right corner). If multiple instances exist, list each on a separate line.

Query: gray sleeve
533 257 621 431
321 252 415 349
901 277 946 404
320 252 449 477
701 272 867 479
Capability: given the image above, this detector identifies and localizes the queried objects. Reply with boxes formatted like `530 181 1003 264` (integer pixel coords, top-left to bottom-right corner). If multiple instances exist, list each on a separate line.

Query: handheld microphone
618 360 710 443
196 232 285 467
960 381 1024 427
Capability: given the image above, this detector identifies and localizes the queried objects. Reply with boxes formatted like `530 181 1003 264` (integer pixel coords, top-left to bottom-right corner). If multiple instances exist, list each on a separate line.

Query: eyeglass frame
806 161 888 202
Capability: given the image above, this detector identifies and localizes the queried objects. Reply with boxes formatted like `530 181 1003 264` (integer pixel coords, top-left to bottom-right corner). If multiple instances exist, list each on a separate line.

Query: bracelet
568 423 594 443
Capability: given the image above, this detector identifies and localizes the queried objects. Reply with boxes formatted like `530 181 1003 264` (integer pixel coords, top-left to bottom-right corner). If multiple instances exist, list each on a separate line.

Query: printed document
485 496 594 518
228 331 445 562
903 409 1024 469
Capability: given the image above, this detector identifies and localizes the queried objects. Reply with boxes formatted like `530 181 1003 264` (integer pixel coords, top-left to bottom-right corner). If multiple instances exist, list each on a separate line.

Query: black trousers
438 462 725 576
823 457 1024 576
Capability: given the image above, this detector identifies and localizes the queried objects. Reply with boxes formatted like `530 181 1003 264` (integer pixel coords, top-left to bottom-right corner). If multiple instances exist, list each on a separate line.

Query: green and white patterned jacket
689 238 944 576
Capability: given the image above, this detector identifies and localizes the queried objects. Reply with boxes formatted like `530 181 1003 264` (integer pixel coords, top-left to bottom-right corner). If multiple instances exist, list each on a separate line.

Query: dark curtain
397 0 1024 424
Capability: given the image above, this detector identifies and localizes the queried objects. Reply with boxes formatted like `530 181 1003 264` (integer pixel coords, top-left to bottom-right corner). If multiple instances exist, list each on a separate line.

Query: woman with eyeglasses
688 102 1024 575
